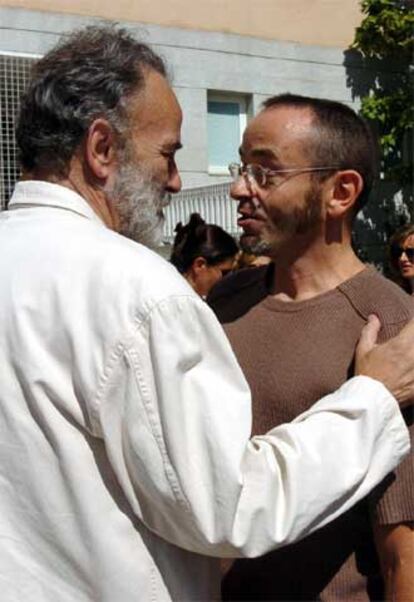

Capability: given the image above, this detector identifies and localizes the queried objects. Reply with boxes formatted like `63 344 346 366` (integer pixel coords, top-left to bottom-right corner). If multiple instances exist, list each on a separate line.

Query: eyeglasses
391 245 414 262
228 162 340 188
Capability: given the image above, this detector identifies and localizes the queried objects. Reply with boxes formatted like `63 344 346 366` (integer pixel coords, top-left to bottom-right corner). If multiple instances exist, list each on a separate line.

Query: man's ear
85 118 117 181
326 170 364 218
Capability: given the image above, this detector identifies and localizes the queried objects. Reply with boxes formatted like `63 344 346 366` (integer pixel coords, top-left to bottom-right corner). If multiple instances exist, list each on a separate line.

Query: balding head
261 94 378 213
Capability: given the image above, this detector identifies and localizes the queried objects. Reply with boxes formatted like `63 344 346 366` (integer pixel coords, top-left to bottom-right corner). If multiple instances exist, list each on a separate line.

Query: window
207 92 249 175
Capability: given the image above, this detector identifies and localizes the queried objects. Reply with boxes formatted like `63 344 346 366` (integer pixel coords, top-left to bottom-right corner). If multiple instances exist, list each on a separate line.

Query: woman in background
170 213 238 298
389 223 414 295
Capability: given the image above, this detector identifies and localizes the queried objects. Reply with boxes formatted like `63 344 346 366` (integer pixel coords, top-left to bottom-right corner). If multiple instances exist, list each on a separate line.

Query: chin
125 216 165 250
144 220 165 250
240 233 272 256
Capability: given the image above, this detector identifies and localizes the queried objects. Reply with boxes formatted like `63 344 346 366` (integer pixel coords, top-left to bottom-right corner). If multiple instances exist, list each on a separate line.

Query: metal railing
163 181 240 242
0 54 37 209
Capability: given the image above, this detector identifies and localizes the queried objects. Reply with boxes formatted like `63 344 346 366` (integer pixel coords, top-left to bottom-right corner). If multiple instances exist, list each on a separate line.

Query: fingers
355 314 381 366
355 315 414 405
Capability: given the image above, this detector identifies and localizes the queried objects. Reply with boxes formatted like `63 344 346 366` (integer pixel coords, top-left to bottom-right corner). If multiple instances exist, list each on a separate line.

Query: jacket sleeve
97 294 410 558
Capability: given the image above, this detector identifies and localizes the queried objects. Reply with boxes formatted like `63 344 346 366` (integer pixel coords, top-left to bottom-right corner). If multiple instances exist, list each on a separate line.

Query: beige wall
1 0 362 47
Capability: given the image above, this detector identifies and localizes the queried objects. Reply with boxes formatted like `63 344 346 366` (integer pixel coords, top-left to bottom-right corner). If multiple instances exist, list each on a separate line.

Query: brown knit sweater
210 265 414 602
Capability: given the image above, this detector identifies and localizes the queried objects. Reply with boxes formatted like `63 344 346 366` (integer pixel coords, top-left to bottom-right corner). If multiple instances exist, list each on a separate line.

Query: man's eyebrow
238 146 280 161
250 148 279 161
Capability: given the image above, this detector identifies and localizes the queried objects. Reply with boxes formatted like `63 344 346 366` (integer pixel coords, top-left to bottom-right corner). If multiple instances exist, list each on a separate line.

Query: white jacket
0 181 409 601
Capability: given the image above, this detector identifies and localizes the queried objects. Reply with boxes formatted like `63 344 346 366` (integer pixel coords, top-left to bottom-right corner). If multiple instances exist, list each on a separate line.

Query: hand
355 315 414 407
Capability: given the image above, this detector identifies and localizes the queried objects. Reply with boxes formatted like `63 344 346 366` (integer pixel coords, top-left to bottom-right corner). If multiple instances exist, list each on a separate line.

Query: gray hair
16 25 166 175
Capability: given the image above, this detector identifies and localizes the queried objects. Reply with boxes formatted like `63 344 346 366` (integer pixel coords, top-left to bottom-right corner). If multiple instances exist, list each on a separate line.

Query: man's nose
166 166 182 194
230 174 253 201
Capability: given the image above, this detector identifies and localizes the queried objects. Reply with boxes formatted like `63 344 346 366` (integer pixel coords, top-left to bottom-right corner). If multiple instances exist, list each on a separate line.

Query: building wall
0 6 365 191
2 5 402 265
1 0 363 47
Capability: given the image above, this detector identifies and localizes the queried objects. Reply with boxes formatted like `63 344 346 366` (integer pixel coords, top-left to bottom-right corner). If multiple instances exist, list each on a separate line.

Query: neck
269 233 365 302
185 272 201 295
23 160 119 231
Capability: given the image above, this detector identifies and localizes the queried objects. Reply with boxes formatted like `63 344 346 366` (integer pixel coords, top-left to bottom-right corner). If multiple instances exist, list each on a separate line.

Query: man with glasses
208 94 414 601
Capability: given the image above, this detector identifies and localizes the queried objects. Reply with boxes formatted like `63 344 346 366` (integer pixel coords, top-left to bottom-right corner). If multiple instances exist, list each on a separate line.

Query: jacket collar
8 180 105 225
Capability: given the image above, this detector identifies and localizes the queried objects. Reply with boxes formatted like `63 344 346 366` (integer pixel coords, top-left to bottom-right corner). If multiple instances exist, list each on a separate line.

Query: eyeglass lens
391 245 414 261
228 164 265 186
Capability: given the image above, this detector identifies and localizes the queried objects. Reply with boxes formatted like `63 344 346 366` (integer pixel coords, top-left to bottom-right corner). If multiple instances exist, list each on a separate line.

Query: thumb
356 314 381 363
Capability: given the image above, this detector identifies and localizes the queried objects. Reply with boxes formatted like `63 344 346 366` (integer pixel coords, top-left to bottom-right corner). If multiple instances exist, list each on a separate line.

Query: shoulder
89 226 195 307
207 264 273 324
46 218 197 329
338 266 414 328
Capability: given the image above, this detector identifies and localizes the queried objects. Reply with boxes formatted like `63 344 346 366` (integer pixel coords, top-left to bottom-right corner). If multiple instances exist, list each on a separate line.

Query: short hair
16 25 166 175
262 94 379 212
170 213 238 274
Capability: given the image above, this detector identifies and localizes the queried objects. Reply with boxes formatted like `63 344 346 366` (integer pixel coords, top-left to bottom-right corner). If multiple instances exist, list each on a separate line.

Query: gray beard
107 162 170 249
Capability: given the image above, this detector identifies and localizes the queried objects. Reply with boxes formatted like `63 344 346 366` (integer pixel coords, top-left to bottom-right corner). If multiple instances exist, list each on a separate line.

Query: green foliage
352 0 413 196
354 0 414 60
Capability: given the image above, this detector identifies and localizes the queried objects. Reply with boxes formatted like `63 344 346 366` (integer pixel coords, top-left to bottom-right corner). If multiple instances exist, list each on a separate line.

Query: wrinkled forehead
126 69 182 135
240 106 316 161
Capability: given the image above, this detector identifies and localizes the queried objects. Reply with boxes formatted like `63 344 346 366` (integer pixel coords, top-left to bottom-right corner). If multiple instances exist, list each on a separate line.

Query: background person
389 224 414 295
170 212 238 297
1 26 413 602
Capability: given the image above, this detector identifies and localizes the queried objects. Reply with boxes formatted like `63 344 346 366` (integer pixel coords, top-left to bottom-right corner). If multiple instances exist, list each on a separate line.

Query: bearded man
207 95 414 601
1 28 414 602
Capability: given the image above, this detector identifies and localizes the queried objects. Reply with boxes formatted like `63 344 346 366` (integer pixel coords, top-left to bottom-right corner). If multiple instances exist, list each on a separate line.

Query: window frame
207 92 248 176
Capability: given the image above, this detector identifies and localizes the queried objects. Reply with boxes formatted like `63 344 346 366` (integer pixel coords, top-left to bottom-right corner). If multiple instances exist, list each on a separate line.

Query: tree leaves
352 0 413 193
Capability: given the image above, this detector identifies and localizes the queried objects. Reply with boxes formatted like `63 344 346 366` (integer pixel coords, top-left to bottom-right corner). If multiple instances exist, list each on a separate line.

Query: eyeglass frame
390 244 414 262
228 162 342 188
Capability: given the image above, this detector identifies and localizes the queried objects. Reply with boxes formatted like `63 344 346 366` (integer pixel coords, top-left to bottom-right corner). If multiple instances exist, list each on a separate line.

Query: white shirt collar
8 180 105 225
